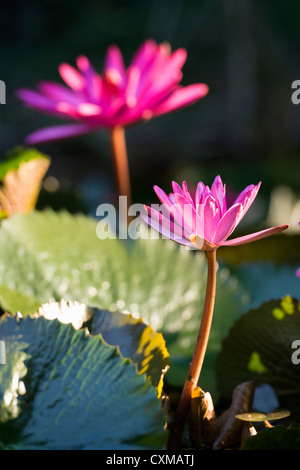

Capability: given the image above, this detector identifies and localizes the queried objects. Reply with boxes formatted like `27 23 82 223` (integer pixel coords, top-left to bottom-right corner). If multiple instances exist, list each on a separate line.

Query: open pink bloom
16 39 208 145
142 176 289 251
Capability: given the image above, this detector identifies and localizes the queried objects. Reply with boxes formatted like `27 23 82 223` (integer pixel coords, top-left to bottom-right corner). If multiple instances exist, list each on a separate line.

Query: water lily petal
151 83 209 117
221 224 289 246
38 81 82 106
181 181 195 207
124 66 141 107
202 194 220 241
232 182 261 225
25 123 94 145
142 205 194 247
174 192 204 236
131 39 157 74
213 203 243 245
172 181 184 198
143 178 289 252
211 175 227 215
136 48 186 107
16 89 60 114
77 103 102 117
58 63 85 91
76 55 102 102
153 185 184 228
195 182 210 207
104 44 126 87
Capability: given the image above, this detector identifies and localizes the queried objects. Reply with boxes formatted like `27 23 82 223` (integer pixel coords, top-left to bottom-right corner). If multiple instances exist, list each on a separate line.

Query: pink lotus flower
142 176 289 251
16 39 208 145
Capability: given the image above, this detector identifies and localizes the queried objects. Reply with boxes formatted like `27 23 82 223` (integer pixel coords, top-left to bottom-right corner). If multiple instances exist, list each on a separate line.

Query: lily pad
88 308 169 395
33 300 170 395
216 296 300 416
0 315 166 450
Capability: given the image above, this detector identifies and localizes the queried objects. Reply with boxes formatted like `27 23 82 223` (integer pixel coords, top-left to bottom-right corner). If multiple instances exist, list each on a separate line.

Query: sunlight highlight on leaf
34 299 92 329
89 308 170 396
247 351 268 374
280 295 295 315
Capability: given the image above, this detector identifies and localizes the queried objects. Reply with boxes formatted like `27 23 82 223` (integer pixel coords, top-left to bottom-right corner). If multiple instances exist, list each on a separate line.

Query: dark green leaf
216 296 300 416
242 424 300 450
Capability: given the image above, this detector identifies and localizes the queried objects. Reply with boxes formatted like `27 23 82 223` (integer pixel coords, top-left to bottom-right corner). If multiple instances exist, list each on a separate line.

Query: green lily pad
0 315 166 450
34 300 170 395
88 308 169 395
0 210 247 393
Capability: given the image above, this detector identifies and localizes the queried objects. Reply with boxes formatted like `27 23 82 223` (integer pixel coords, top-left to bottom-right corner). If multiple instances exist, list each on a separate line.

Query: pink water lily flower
16 39 208 145
142 176 289 251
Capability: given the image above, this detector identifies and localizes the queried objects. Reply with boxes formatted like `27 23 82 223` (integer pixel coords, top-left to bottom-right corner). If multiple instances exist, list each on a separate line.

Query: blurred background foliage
1 0 300 232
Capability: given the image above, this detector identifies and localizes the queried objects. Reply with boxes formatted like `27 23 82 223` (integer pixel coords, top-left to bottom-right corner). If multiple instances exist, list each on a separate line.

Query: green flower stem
167 248 217 450
110 125 132 226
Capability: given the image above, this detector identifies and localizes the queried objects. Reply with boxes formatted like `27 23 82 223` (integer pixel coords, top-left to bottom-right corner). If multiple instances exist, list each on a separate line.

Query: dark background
1 0 300 223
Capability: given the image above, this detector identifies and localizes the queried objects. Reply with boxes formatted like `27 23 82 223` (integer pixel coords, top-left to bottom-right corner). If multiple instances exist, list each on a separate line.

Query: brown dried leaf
213 381 255 449
0 157 50 217
189 386 217 448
